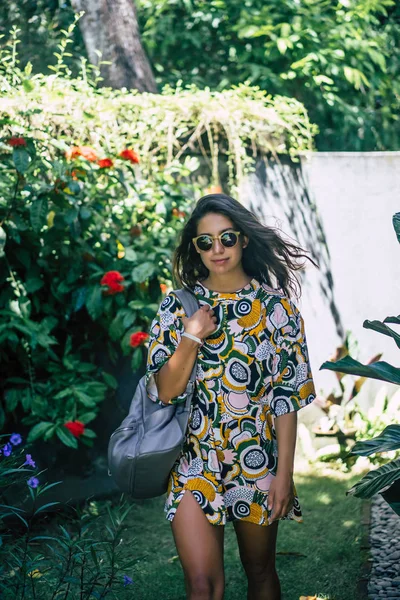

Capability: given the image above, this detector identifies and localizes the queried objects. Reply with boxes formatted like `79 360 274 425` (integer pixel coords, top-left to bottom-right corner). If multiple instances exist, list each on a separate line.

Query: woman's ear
242 235 249 249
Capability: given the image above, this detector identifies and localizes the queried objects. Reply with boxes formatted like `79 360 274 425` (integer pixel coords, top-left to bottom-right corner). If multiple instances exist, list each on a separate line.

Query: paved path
368 495 400 599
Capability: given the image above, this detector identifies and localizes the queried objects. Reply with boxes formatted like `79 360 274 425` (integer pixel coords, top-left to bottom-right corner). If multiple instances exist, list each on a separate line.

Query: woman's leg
233 520 280 600
171 490 225 600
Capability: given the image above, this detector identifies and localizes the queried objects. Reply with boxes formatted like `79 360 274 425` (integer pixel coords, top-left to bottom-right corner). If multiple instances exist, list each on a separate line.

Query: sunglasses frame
192 230 242 252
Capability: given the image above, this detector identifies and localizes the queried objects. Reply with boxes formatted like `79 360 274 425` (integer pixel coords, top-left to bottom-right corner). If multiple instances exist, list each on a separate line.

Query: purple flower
10 433 22 446
3 443 12 457
24 454 36 468
27 477 39 489
123 575 133 587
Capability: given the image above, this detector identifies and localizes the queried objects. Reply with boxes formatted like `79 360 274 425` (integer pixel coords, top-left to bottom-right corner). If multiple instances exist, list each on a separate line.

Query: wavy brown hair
172 193 318 299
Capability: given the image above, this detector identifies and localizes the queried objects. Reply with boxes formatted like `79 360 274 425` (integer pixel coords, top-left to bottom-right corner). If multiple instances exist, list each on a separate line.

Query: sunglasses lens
196 235 213 251
221 232 239 247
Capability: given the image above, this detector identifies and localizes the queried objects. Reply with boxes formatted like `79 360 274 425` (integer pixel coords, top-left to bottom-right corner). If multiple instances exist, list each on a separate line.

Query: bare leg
234 520 280 600
171 491 225 600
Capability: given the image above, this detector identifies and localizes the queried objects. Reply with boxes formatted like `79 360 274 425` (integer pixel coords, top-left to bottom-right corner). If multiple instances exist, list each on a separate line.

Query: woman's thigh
171 490 225 593
233 520 279 575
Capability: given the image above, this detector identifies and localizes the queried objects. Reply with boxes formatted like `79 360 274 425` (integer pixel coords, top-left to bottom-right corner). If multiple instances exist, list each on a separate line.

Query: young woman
145 193 316 600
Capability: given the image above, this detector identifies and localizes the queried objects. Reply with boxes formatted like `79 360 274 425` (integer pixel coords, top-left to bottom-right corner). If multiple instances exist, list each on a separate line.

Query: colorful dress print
145 278 315 526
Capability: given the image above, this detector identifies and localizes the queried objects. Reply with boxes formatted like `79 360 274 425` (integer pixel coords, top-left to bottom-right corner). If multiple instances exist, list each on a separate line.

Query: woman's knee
240 556 277 583
186 572 224 599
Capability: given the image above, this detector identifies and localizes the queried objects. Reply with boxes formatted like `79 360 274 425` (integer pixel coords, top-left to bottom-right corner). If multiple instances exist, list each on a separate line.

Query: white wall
240 152 400 397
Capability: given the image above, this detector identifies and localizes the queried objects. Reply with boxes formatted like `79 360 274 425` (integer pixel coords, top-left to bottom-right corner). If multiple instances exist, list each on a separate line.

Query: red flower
98 158 114 169
66 146 98 162
64 421 85 438
160 283 168 294
100 270 125 295
130 332 150 348
7 137 27 147
119 148 140 164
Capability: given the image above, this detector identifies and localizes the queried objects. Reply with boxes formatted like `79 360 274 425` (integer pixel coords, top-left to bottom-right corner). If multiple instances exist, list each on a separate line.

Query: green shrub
0 130 199 448
321 212 400 515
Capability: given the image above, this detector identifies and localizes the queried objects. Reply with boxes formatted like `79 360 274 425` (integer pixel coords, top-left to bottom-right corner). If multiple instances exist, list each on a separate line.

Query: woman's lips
212 258 229 264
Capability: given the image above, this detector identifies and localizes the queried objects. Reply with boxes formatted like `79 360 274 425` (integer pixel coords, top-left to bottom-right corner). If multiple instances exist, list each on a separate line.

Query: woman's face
194 212 248 276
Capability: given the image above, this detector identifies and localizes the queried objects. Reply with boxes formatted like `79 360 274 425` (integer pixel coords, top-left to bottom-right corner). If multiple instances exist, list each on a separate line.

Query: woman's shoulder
258 283 301 318
157 291 185 316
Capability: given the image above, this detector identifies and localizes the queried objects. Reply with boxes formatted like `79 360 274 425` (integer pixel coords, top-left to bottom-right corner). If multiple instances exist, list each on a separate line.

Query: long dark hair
173 193 317 299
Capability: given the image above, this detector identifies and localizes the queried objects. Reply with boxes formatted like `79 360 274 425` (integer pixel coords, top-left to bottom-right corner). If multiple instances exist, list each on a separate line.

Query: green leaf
79 412 98 424
4 389 20 411
25 277 44 294
131 262 155 283
131 347 143 371
351 425 400 456
81 428 96 439
22 79 35 93
320 356 400 385
102 371 118 389
393 213 400 243
347 458 400 499
363 319 400 350
13 147 30 173
0 226 6 258
56 426 78 449
85 286 103 320
124 247 138 262
30 197 48 232
27 422 55 443
381 479 400 517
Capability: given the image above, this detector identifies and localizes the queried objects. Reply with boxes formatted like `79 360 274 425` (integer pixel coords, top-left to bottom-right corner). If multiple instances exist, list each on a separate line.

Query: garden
1 2 400 599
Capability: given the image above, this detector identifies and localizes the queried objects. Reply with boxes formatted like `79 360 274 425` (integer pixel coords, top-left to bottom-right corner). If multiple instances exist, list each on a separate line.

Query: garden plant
321 212 400 516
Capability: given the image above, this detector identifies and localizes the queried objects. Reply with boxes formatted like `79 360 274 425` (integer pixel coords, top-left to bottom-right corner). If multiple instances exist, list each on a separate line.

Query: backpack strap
173 287 199 400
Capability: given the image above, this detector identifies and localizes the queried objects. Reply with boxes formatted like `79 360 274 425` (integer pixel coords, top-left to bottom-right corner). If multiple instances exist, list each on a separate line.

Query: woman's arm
154 302 217 404
155 336 200 404
268 412 297 522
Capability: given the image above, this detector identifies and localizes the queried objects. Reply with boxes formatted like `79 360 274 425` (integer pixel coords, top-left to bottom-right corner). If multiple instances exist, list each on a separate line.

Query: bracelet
182 331 203 344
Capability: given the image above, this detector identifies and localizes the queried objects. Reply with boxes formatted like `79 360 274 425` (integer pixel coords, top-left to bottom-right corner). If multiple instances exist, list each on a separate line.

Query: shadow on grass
109 469 367 600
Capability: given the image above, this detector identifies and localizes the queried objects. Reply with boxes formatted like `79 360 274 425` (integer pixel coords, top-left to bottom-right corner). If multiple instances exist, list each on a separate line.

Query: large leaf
393 212 400 243
131 262 155 283
351 425 400 456
30 197 48 232
56 426 78 449
381 478 400 517
13 147 30 173
363 319 400 350
27 421 55 442
320 355 400 385
347 458 400 499
85 285 103 320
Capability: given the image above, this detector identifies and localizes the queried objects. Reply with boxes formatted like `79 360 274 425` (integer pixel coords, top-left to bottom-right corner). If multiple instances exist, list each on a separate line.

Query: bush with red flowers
0 131 199 449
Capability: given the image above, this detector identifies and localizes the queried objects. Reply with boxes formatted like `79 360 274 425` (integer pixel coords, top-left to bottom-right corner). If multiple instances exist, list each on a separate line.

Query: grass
103 463 368 600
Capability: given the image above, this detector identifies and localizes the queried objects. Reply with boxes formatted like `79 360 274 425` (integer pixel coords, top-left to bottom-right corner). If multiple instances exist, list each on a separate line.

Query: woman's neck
201 271 253 293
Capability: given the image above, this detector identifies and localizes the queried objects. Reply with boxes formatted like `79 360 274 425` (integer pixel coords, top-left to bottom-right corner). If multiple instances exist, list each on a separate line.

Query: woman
145 193 316 600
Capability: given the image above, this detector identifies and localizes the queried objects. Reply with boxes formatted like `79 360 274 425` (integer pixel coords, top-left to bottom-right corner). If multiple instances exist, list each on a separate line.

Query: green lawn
109 464 367 600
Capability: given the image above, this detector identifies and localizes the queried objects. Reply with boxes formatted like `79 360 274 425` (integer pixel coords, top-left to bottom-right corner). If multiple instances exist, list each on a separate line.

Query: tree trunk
70 0 157 92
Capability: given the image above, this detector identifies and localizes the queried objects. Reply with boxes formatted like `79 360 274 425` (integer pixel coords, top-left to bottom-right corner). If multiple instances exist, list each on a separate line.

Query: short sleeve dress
145 277 316 526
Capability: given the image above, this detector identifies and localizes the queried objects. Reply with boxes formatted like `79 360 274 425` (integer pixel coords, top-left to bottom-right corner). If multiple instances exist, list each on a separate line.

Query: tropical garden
0 1 400 598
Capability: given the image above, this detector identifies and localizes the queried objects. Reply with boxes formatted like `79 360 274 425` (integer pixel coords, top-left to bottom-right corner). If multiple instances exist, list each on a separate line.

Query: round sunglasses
192 230 241 252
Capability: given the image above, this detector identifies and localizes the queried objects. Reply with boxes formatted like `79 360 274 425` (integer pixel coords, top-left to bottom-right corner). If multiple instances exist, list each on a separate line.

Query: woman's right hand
181 305 218 341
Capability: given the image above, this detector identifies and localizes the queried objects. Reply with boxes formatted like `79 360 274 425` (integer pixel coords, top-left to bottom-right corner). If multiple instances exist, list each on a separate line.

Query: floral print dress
145 278 315 526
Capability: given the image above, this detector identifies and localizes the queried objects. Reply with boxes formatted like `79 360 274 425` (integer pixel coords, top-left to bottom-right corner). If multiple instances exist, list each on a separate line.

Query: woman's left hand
268 472 295 523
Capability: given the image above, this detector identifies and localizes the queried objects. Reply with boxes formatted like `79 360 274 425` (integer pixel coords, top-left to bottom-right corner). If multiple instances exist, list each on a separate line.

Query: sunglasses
192 230 241 252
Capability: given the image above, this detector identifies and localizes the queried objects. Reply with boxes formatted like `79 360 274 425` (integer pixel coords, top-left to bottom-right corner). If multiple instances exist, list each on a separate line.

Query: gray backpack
107 288 199 499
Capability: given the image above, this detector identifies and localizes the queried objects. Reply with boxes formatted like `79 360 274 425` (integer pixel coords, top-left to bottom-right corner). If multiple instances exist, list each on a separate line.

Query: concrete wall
240 152 400 397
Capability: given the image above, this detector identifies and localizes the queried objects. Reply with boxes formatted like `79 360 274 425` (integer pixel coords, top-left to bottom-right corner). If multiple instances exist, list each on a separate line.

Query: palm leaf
381 478 400 517
351 424 400 456
347 458 400 499
320 356 400 385
363 319 400 350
